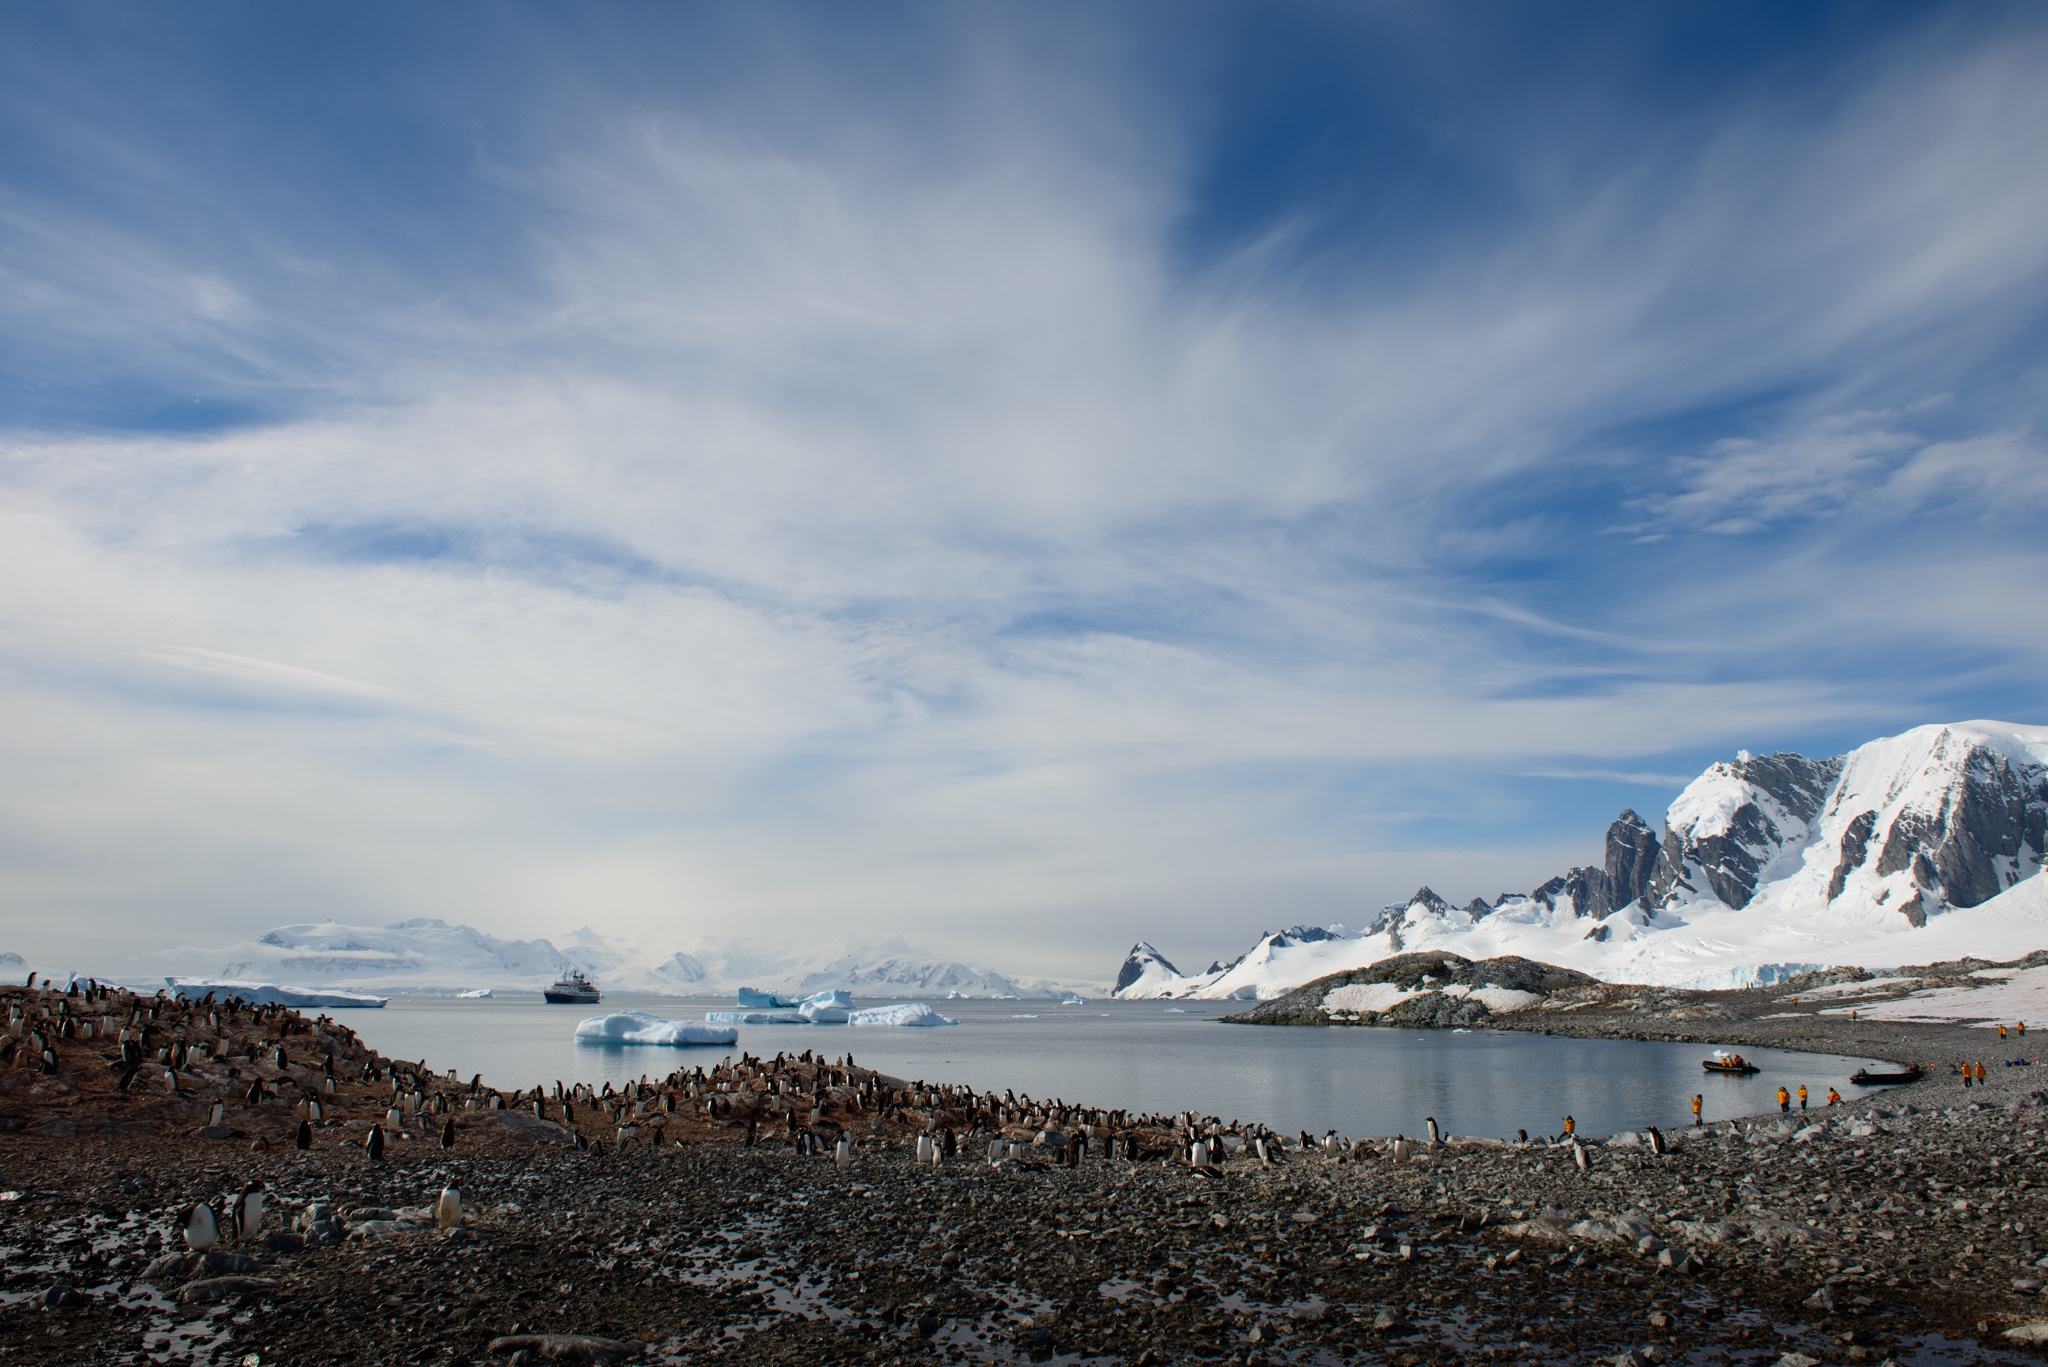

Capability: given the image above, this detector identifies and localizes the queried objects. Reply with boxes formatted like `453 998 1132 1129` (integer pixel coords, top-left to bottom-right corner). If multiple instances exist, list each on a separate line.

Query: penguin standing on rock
365 1124 386 1161
1425 1116 1441 1148
180 1203 221 1252
440 1118 456 1150
435 1186 462 1230
231 1182 266 1241
294 1119 313 1151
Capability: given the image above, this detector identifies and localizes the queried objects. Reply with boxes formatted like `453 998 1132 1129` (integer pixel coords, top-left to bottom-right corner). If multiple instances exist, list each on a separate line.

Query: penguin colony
2 975 1319 1171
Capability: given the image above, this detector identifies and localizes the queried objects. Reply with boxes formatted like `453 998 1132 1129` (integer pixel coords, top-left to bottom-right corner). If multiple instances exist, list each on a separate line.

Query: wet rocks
485 1333 643 1364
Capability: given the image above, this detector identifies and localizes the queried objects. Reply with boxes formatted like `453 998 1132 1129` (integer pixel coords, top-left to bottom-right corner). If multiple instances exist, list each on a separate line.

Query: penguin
365 1124 386 1161
294 1119 313 1151
181 1202 221 1252
232 1182 266 1240
575 1132 589 1152
208 1100 225 1128
440 1118 456 1150
1647 1125 1667 1157
385 1106 404 1131
1426 1116 1442 1148
1390 1135 1410 1165
1516 1128 1528 1144
245 1079 263 1106
434 1186 462 1230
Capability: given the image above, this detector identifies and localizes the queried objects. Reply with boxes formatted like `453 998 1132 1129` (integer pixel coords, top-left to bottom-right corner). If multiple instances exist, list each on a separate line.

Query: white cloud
1 12 2046 978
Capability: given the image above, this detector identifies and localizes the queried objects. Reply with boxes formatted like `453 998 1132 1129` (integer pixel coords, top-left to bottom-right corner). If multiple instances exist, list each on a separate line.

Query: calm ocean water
339 994 1898 1141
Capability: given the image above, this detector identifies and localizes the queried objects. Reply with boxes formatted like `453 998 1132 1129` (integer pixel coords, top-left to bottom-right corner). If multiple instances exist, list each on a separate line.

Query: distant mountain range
1115 720 2048 998
149 920 1101 998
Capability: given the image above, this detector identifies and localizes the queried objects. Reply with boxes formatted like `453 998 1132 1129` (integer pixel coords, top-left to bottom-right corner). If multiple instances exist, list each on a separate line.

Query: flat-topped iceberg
706 1008 807 1024
167 977 387 1008
848 1002 958 1027
576 1011 737 1046
736 986 798 1008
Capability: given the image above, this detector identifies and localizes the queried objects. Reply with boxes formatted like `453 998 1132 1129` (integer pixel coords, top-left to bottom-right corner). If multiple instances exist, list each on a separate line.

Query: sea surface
337 994 1907 1141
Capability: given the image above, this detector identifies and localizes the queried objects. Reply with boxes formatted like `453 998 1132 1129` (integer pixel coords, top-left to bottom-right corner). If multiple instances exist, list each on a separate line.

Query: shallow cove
340 994 1894 1139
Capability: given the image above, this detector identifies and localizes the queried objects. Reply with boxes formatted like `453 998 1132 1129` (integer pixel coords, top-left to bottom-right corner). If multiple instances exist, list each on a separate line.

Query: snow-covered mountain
1115 720 2048 998
176 920 1099 998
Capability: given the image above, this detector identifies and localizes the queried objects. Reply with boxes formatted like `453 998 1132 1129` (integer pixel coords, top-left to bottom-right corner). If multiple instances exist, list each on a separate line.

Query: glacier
166 977 388 1008
1117 720 2048 999
574 1011 738 1047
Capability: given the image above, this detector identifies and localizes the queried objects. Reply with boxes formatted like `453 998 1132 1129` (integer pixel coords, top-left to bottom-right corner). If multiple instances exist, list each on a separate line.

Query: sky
2 2 2046 982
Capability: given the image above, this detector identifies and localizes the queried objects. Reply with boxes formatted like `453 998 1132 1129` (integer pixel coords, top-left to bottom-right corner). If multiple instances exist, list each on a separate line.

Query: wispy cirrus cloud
0 5 2044 977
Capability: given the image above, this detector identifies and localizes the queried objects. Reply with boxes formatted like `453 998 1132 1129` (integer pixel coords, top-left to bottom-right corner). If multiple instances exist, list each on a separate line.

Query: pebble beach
8 969 2048 1367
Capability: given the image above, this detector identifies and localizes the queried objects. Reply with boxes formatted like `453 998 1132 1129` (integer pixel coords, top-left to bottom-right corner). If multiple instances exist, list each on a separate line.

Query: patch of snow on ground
1816 966 2048 1029
1467 987 1544 1012
1794 976 1923 999
1322 983 1421 1014
575 1011 738 1046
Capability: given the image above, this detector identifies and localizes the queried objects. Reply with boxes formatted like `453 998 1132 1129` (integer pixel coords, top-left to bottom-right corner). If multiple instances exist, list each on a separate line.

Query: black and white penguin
180 1202 221 1252
245 1080 263 1106
294 1119 312 1151
440 1118 456 1150
575 1132 589 1152
208 1100 225 1128
1425 1116 1441 1147
231 1182 266 1240
365 1124 386 1161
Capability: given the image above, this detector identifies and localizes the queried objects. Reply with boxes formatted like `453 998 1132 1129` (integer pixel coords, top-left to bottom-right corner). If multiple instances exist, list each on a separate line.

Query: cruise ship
543 968 601 1004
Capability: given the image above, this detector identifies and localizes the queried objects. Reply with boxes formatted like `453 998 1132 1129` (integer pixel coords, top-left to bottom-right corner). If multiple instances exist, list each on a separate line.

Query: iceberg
799 989 854 1024
166 977 387 1009
575 1011 738 1047
706 1009 807 1024
736 986 797 1009
847 1002 958 1027
455 988 492 999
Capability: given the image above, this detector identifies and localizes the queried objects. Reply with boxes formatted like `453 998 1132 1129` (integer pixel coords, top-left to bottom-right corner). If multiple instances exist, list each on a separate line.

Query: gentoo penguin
294 1119 313 1151
208 1100 225 1128
231 1182 266 1240
245 1080 263 1105
434 1186 462 1230
365 1124 386 1161
440 1118 456 1150
1390 1135 1410 1165
1647 1125 1667 1156
385 1106 404 1131
575 1132 589 1152
180 1202 221 1252
1425 1116 1441 1147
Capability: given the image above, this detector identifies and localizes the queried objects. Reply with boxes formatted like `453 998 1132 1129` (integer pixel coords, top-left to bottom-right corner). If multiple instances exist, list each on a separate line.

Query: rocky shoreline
8 977 2048 1367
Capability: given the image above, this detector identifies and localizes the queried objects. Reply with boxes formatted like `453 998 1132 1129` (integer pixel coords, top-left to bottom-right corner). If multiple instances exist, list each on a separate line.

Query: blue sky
2 2 2045 978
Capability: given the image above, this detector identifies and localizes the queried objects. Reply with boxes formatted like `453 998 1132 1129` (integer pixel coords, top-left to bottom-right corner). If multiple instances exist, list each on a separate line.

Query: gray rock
178 1276 277 1304
41 1284 83 1309
484 1334 644 1364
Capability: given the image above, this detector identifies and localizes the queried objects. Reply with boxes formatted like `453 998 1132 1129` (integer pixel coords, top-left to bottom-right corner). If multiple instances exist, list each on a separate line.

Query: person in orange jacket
1777 1085 1790 1113
1691 1094 1703 1126
1826 1087 1841 1106
1798 1084 1808 1111
1977 1061 1988 1083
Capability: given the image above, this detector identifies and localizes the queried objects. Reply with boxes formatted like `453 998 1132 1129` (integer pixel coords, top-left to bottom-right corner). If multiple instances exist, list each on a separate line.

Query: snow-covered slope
1118 721 2048 998
175 919 1099 998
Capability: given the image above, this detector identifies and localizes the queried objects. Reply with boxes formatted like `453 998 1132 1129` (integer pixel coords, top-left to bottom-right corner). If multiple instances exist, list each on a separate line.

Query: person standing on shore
1563 1115 1576 1138
1961 1061 1972 1089
1977 1061 1988 1084
1777 1086 1790 1113
1692 1094 1703 1127
1798 1084 1808 1112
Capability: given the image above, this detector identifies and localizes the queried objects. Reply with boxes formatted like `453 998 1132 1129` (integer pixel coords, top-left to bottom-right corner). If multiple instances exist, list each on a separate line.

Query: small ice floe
706 1009 807 1024
575 1011 738 1047
455 989 492 999
847 1002 958 1027
1162 1006 1187 1013
1010 1013 1040 1019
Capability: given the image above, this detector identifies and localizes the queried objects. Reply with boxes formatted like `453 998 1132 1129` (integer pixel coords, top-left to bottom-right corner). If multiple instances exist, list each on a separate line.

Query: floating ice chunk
455 988 492 999
847 1002 958 1027
800 990 854 1023
736 986 796 1008
576 1011 738 1046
